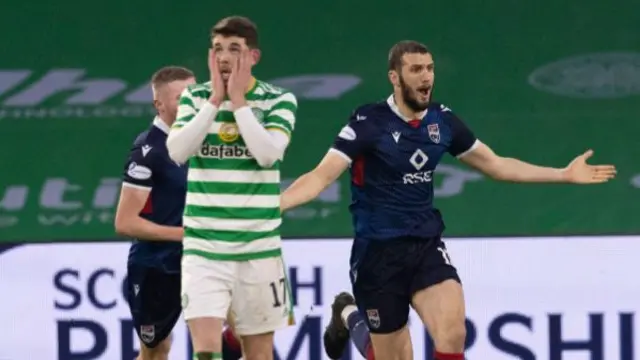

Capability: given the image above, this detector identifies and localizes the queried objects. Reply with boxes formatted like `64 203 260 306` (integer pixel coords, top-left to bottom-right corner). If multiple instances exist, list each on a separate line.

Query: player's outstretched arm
114 186 183 241
281 105 375 211
281 151 350 212
459 142 616 184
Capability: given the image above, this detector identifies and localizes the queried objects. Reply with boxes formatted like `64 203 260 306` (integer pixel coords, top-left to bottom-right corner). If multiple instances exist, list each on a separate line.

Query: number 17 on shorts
181 255 295 336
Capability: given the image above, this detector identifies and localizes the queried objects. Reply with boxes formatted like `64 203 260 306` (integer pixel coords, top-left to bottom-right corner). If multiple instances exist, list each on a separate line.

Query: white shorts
181 254 294 336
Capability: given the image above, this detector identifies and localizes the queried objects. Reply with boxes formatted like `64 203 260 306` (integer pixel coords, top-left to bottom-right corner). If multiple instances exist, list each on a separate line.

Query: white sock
340 305 359 327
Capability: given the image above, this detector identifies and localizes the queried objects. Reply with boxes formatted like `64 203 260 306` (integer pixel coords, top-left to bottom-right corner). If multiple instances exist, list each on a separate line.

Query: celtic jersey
172 78 297 261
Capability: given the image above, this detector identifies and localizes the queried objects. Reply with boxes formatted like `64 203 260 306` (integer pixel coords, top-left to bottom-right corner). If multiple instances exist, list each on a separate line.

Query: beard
399 75 431 112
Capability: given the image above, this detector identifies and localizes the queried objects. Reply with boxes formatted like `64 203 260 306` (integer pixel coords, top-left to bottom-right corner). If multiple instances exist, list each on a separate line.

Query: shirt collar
246 77 257 94
386 95 428 122
152 116 171 134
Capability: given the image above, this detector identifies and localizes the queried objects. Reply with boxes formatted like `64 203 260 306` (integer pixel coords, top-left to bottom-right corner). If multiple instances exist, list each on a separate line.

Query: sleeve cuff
121 182 152 191
328 148 353 164
456 139 481 159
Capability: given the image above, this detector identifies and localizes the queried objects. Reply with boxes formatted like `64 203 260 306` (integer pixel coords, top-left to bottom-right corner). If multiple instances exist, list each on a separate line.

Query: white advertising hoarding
0 237 637 360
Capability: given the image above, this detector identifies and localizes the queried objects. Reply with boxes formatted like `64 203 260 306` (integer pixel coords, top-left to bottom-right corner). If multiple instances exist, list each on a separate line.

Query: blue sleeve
330 110 378 162
444 108 477 157
122 143 158 190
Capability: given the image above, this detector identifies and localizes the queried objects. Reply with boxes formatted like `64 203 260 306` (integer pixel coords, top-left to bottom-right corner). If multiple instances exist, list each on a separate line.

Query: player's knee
433 321 466 352
188 318 225 351
369 327 412 360
241 332 275 360
242 343 274 360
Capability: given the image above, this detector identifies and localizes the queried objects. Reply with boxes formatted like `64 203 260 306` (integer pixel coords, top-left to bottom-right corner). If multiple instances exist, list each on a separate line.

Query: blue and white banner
0 237 638 360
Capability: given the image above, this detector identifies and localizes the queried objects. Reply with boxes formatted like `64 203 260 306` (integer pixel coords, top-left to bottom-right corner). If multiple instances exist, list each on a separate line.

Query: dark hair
151 66 195 88
211 16 259 48
388 40 430 71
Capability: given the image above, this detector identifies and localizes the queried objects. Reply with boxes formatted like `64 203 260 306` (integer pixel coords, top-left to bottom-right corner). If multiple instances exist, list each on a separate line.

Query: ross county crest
366 309 381 329
140 325 155 344
427 124 440 143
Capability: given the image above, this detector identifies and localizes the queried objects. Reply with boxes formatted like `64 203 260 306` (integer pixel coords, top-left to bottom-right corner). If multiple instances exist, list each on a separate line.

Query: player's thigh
412 280 466 350
231 256 293 337
351 241 414 359
410 239 466 346
126 266 181 351
181 255 235 348
352 282 411 335
354 292 413 360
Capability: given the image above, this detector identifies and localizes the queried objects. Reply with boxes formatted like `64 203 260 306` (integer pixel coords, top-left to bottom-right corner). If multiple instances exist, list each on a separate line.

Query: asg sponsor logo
0 69 361 119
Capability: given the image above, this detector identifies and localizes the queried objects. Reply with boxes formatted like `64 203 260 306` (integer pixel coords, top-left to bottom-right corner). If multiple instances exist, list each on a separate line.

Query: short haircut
151 66 195 89
211 16 259 48
388 40 431 71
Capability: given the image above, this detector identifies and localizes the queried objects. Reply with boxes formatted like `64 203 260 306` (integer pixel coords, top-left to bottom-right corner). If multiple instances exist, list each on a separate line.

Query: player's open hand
227 49 253 107
208 49 225 106
562 149 617 184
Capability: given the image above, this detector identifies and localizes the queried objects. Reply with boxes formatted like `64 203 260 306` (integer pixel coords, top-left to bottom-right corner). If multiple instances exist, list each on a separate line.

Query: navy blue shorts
125 265 181 348
350 236 460 334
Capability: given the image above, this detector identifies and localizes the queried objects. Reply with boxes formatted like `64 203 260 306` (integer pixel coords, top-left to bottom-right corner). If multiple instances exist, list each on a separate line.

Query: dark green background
1 0 639 242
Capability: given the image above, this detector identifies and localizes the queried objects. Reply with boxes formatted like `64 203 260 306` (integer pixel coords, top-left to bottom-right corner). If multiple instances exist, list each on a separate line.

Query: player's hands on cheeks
562 149 617 184
208 48 225 107
228 49 252 109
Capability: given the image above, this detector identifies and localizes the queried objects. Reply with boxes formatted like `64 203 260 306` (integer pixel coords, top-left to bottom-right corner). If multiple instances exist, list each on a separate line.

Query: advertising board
0 237 637 359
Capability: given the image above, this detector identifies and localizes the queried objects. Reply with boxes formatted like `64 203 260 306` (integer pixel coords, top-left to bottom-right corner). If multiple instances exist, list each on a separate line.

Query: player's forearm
115 216 183 241
281 172 328 211
167 102 218 164
234 106 288 167
490 157 565 183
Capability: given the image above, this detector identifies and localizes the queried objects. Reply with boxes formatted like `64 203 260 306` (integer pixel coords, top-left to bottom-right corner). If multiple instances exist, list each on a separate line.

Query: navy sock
346 310 371 357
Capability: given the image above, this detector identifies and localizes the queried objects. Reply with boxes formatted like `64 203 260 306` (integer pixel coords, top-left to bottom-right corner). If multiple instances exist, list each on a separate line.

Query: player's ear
250 49 261 66
388 70 399 87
